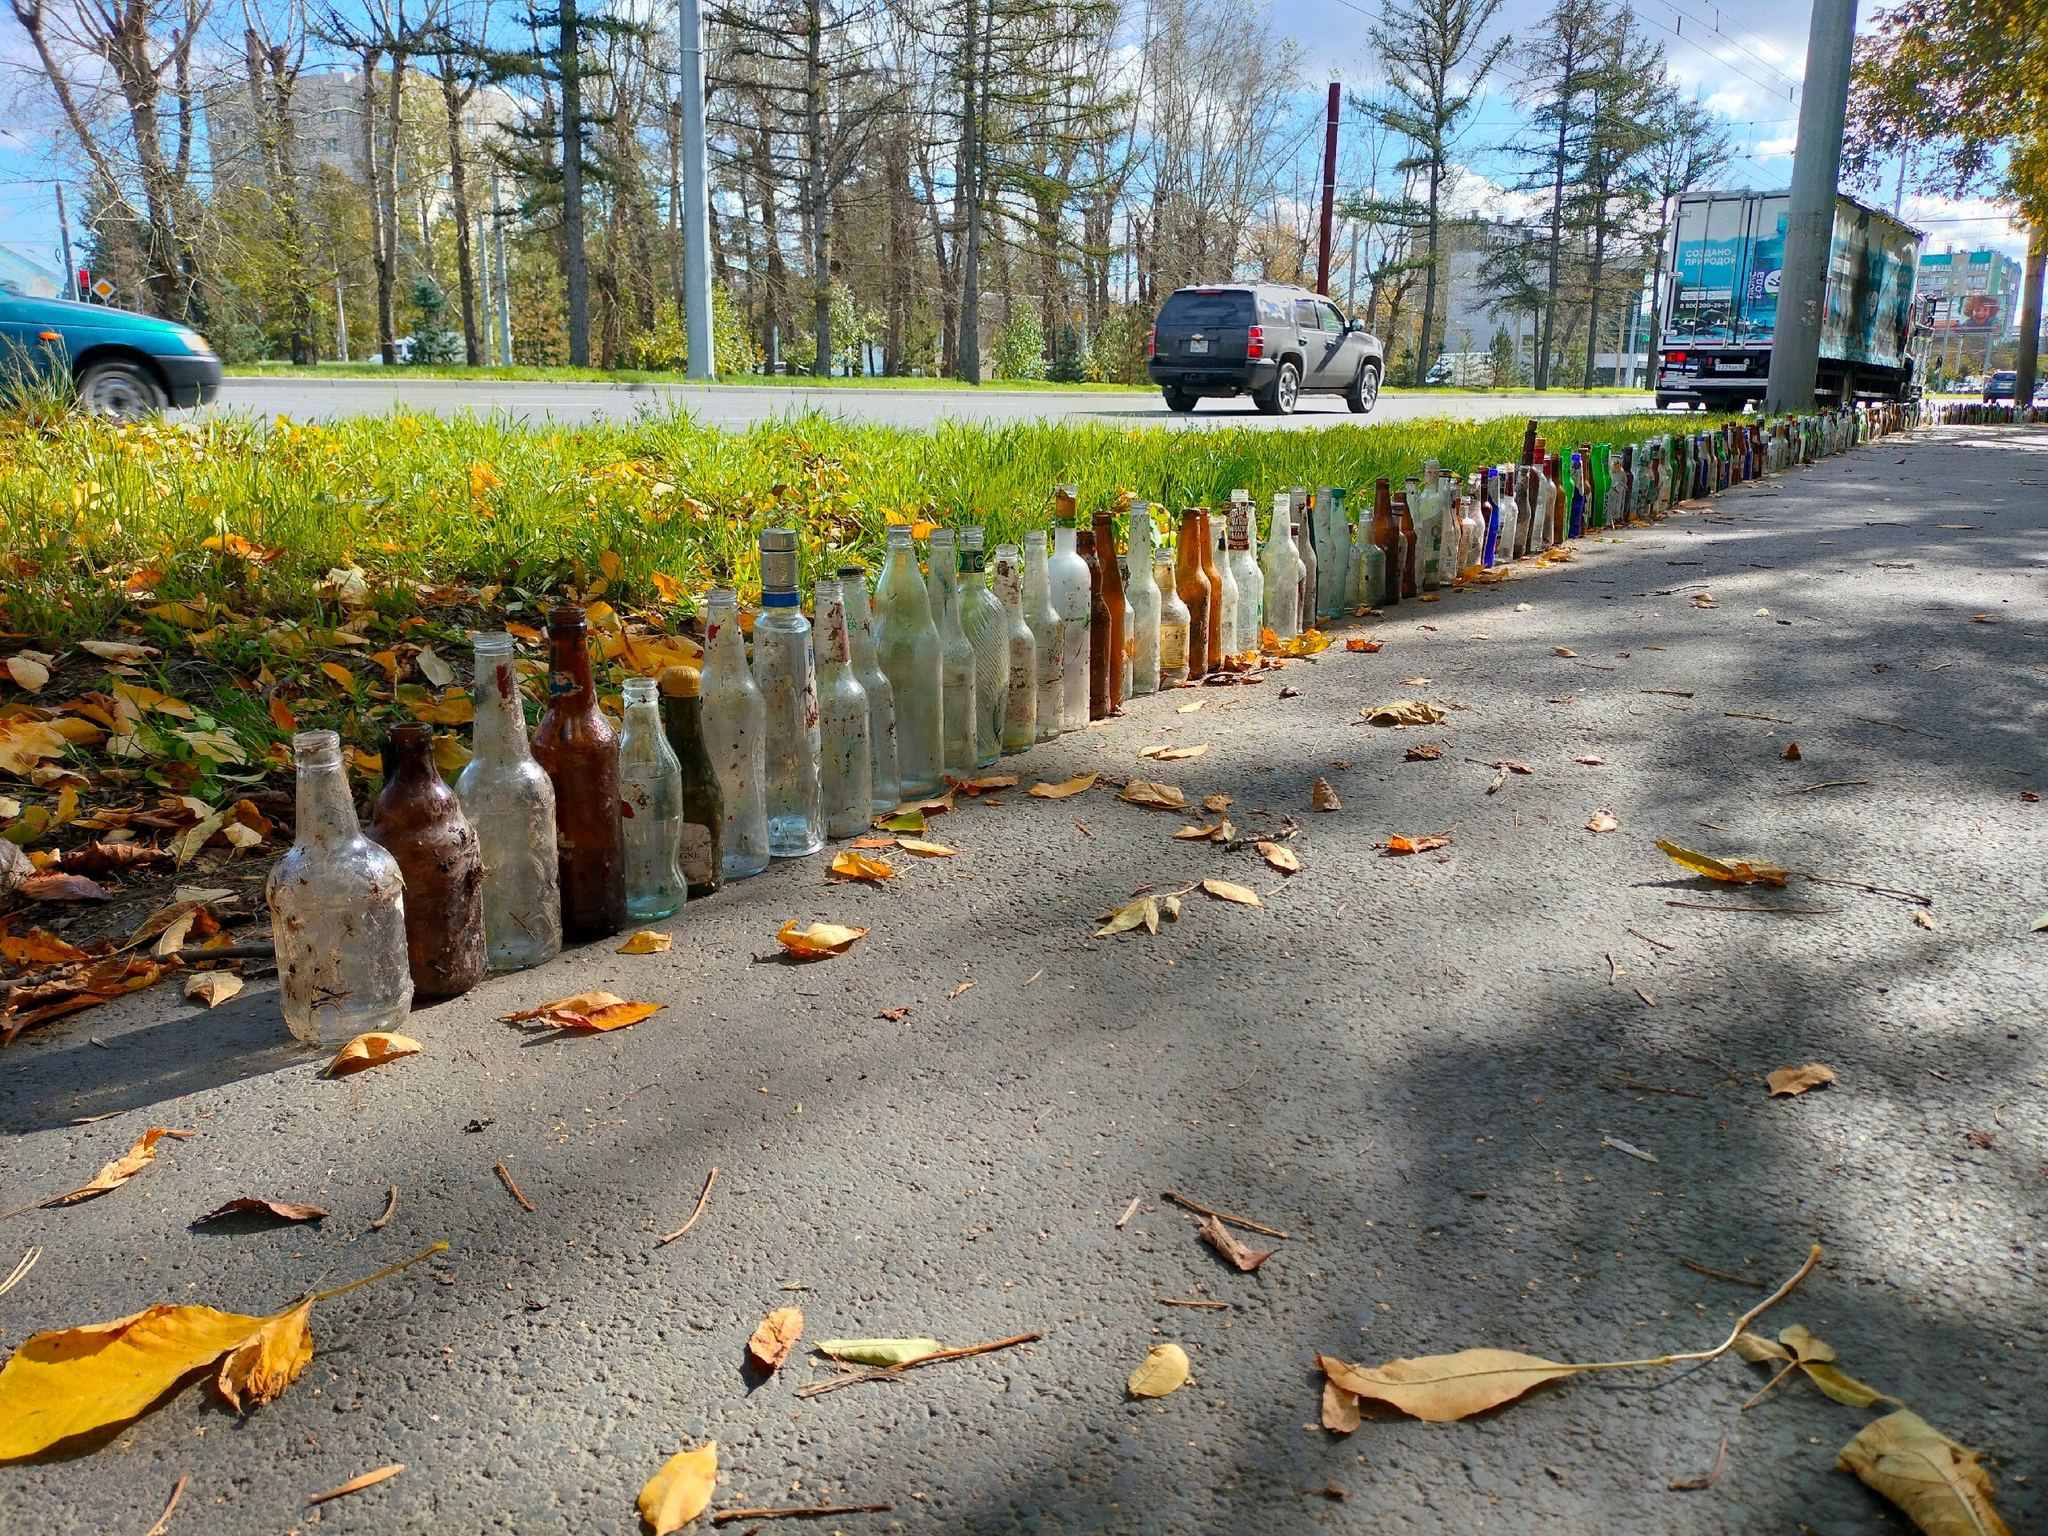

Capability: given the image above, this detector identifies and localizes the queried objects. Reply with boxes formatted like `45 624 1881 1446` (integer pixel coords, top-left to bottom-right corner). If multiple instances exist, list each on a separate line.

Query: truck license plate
1188 337 1209 354
1714 359 1747 372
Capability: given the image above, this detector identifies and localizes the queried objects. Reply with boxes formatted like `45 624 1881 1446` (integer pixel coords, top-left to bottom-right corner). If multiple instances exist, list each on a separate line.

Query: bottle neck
1053 527 1077 557
296 757 362 847
472 651 532 760
817 595 852 666
705 604 747 683
546 628 595 705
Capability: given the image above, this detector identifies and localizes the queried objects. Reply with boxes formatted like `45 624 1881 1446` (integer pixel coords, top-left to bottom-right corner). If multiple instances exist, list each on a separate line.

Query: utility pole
1315 81 1340 297
52 183 76 302
492 173 515 366
678 0 715 378
1764 0 1857 412
2017 230 2044 406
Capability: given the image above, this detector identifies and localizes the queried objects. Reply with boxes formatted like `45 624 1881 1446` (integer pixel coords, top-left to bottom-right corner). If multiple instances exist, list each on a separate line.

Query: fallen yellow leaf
1386 835 1451 856
216 1300 314 1412
617 931 672 954
1140 744 1209 761
638 1442 718 1533
1838 1410 2012 1536
829 851 897 882
500 991 663 1031
185 972 244 1007
39 1127 183 1207
323 1032 421 1077
873 809 926 832
1128 1343 1190 1399
1322 1378 1364 1433
1258 841 1300 873
1200 878 1260 907
896 838 956 857
1311 777 1342 811
816 1337 942 1365
318 661 355 689
1029 773 1099 799
1654 839 1789 887
1320 1349 1578 1423
747 1308 803 1372
1117 780 1187 809
1362 700 1446 726
1096 896 1160 937
775 921 867 959
1767 1063 1836 1097
6 656 49 692
1585 808 1620 833
954 774 1018 794
1175 700 1207 713
0 716 70 777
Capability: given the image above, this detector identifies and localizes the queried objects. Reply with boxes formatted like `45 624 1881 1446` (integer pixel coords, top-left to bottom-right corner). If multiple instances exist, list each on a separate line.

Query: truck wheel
1345 362 1380 415
77 360 168 420
1254 361 1299 416
1161 387 1196 414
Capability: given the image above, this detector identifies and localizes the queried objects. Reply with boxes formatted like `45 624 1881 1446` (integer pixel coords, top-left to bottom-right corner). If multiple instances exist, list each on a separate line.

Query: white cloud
1756 135 1798 158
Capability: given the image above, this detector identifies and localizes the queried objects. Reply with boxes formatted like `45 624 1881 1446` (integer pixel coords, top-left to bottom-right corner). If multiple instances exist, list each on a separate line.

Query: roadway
208 375 1664 430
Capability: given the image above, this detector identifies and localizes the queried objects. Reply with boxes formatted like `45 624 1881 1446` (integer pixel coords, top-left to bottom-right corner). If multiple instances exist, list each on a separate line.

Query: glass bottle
1081 527 1111 720
457 632 562 973
700 586 771 878
957 529 1007 767
1370 479 1398 609
1317 485 1344 621
1403 476 1428 591
1175 508 1211 679
365 722 486 1000
840 566 898 813
1022 530 1064 742
1120 563 1136 703
1569 451 1588 537
1262 492 1299 640
812 577 872 838
1291 488 1315 629
532 602 626 939
1208 510 1238 657
1126 509 1161 697
1491 466 1518 567
1156 555 1190 686
1226 496 1263 644
1091 510 1126 713
929 529 979 775
1049 493 1092 731
1193 510 1222 670
615 676 687 919
269 729 413 1045
754 528 824 857
1397 490 1419 598
873 524 944 796
1591 442 1612 528
992 544 1038 752
657 665 724 899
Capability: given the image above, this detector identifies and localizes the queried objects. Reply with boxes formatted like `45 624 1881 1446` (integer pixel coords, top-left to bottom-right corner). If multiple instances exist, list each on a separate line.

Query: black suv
1147 283 1383 416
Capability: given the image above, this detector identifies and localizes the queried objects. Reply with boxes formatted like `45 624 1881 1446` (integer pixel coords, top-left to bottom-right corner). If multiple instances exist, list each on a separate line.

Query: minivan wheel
1346 361 1380 415
77 360 168 421
1255 361 1299 416
1162 387 1196 414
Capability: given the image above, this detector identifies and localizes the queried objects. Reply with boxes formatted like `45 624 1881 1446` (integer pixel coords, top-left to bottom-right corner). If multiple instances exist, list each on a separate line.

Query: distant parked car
1146 282 1383 416
1983 369 2018 403
0 290 221 418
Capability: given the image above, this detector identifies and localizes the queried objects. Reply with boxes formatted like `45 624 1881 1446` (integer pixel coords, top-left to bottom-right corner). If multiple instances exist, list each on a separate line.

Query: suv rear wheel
1161 386 1196 414
1254 360 1299 416
77 360 168 420
1346 361 1380 415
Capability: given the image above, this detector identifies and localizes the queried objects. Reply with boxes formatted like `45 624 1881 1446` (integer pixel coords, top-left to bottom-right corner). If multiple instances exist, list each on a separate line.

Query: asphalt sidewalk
3 424 2044 1534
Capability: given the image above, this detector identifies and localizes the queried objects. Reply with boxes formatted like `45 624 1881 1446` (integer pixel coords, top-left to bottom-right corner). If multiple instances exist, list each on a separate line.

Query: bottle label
680 822 715 886
1227 505 1250 550
959 546 985 574
1160 623 1189 670
548 670 578 696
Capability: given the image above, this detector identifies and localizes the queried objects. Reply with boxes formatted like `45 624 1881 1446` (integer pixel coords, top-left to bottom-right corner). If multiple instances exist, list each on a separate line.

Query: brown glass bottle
1091 511 1126 712
1175 508 1211 680
1080 527 1111 720
1195 510 1225 674
1371 479 1399 609
365 721 486 1000
531 602 626 939
1396 492 1419 598
658 665 726 900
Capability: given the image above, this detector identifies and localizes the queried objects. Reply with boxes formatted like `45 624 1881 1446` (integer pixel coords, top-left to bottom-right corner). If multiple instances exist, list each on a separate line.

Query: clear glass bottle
754 529 824 857
1120 566 1135 703
1291 488 1315 628
700 585 771 879
1125 508 1161 697
1311 485 1338 622
1157 554 1190 685
1262 492 1299 640
1340 490 1366 611
873 523 944 796
840 566 898 813
617 676 687 919
1227 495 1263 648
1491 467 1518 569
957 528 1007 767
1049 496 1092 732
1022 529 1064 742
268 730 413 1046
1210 510 1239 657
367 721 486 1001
532 602 626 939
457 632 562 973
929 528 979 775
991 544 1038 752
813 577 873 837
657 665 724 899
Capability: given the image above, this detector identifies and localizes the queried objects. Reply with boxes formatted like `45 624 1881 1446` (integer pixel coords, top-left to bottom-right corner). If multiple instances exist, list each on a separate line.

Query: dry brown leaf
1838 1411 2012 1536
1404 743 1445 762
1199 1214 1274 1270
1174 822 1224 841
1345 637 1383 653
194 1197 329 1226
1321 1378 1364 1433
1784 742 1802 761
1128 1343 1190 1398
639 1442 719 1533
1574 755 1606 766
1029 773 1099 799
896 838 956 857
1257 841 1300 873
1362 700 1447 726
1655 840 1789 887
1320 1349 1577 1423
1386 835 1450 856
1767 1063 1835 1097
1140 744 1209 761
876 1006 911 1021
184 973 244 1008
1310 777 1341 811
552 1001 662 1032
1913 909 1935 930
1176 700 1207 713
1118 780 1188 809
617 930 673 954
40 1127 182 1206
747 1307 803 1372
953 774 1018 794
1553 647 1578 658
1200 793 1233 813
775 920 867 959
216 1300 315 1412
849 835 895 849
829 851 897 882
1200 878 1261 907
6 656 50 692
17 872 111 902
2 929 94 966
323 1032 421 1077
1095 897 1160 937
1585 808 1620 833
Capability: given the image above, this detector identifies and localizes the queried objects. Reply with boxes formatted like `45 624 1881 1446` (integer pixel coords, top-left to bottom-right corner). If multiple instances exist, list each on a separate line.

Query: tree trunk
558 0 590 367
1416 160 1442 386
666 96 684 314
956 0 985 385
753 130 790 371
2015 226 2045 406
1582 216 1607 391
440 61 481 366
885 124 911 375
804 0 832 375
1536 114 1568 391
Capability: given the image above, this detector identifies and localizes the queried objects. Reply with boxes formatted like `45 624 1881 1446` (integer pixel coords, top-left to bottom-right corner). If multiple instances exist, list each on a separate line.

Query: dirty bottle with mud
532 603 626 939
699 587 771 878
457 632 562 973
657 665 724 899
366 721 486 1000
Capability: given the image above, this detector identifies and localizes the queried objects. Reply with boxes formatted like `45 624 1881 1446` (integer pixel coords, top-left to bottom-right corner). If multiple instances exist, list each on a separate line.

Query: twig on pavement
1115 1195 1142 1229
657 1167 718 1245
1162 1189 1290 1239
370 1186 398 1230
1678 1258 1767 1288
711 1505 894 1526
494 1163 535 1212
142 1475 188 1536
1665 902 1839 915
1773 779 1869 796
1669 1438 1729 1491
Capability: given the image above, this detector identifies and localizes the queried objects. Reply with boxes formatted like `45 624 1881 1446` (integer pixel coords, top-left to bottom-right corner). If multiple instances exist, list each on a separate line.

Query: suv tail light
1146 326 1155 360
1247 326 1264 360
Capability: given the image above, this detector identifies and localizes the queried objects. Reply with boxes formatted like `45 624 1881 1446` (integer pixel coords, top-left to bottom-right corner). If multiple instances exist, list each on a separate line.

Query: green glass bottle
658 665 726 900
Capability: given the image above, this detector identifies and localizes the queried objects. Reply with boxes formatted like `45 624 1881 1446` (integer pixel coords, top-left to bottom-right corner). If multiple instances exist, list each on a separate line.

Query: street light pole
678 0 715 378
1764 0 1858 412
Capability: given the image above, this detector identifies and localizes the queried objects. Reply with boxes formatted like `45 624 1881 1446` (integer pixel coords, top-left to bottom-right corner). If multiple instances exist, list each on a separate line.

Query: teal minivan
0 288 221 418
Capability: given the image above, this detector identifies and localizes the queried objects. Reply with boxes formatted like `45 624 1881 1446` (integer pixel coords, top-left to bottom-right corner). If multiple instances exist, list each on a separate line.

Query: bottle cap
760 527 799 604
659 665 702 698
